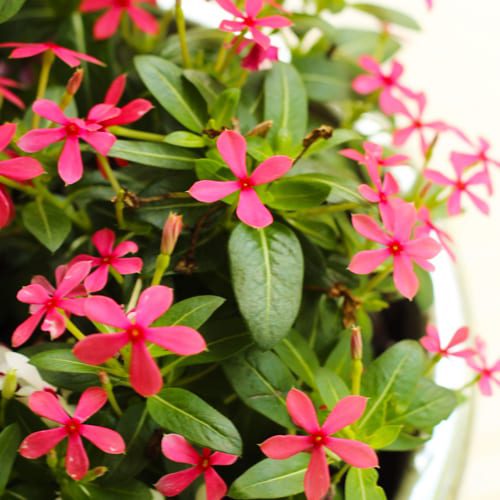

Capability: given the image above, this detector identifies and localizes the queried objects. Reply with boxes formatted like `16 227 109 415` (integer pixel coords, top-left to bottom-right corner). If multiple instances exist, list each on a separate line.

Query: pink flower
467 338 500 396
420 325 474 358
12 262 91 348
18 99 117 185
348 201 441 299
80 0 159 40
71 228 143 292
155 434 238 499
0 123 45 228
96 74 154 127
424 156 489 216
188 130 293 228
352 56 415 114
0 42 104 68
237 39 279 71
0 76 25 109
216 0 292 49
416 206 455 260
73 286 206 397
260 389 378 500
19 388 125 480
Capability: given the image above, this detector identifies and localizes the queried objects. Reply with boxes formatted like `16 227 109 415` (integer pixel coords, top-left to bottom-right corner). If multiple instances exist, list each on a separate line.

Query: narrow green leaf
164 131 205 148
0 424 21 494
351 3 420 30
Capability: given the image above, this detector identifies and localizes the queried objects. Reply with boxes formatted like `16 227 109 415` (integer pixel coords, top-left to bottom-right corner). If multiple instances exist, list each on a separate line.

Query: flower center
101 255 113 265
243 16 256 27
65 123 80 137
456 180 466 191
114 0 131 6
413 120 423 129
379 192 387 203
382 75 394 86
201 458 210 469
238 177 253 190
311 433 326 446
45 297 59 310
65 419 81 435
127 325 144 343
388 240 403 255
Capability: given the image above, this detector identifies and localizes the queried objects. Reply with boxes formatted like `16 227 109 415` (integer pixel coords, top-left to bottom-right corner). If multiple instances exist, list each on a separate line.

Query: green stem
99 372 123 417
362 266 392 295
126 278 143 312
97 154 121 194
151 253 171 286
64 315 86 341
108 126 166 143
0 175 37 195
215 32 246 74
110 266 124 285
175 0 191 68
424 354 442 376
458 374 481 392
351 359 363 395
33 51 55 128
332 463 350 485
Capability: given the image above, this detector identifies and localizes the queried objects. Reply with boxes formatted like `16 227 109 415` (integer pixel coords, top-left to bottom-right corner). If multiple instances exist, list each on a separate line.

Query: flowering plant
0 1 497 499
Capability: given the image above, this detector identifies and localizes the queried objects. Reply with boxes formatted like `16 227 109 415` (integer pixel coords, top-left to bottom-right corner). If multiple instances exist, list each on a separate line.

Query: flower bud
1 369 17 400
66 69 84 96
350 326 363 361
161 212 183 255
84 466 108 482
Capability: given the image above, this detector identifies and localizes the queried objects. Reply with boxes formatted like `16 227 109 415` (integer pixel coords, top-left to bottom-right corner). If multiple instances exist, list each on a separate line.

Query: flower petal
325 437 379 468
56 261 91 298
236 188 273 228
204 467 228 500
66 434 89 481
19 428 67 459
304 447 330 500
127 6 159 34
348 249 390 275
112 257 143 275
352 75 381 94
161 434 200 464
210 451 239 466
74 387 107 422
135 286 173 326
80 424 126 454
147 326 206 355
73 332 129 365
250 155 293 185
393 255 419 300
29 390 69 424
59 137 83 185
84 265 110 293
17 284 51 304
217 130 248 179
188 180 240 202
81 130 116 156
92 228 115 255
0 157 45 181
404 237 441 260
286 388 320 434
32 99 69 125
84 295 129 329
260 435 312 459
94 7 123 40
321 396 368 435
17 128 66 153
155 468 202 497
130 341 162 397
448 327 469 349
11 310 45 348
351 214 388 244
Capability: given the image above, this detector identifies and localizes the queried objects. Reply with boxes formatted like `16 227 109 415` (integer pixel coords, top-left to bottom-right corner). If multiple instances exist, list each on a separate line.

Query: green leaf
345 468 386 500
274 330 319 388
0 0 26 23
0 424 21 495
29 349 102 375
229 454 310 499
22 200 71 252
223 349 294 427
265 174 332 210
62 480 152 500
164 131 205 148
147 388 242 455
364 425 402 449
109 140 198 168
229 223 304 349
351 3 420 30
264 62 307 150
315 367 350 408
212 88 241 128
135 56 207 132
183 69 224 109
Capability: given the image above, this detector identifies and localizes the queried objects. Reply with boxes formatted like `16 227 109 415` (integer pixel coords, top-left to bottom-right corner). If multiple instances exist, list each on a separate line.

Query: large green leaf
22 200 71 253
62 480 153 500
211 88 240 128
223 349 294 427
229 455 309 499
315 367 349 408
29 349 104 375
264 62 307 150
0 424 21 495
229 223 304 349
147 388 242 455
0 0 25 23
135 56 207 132
109 140 198 169
345 468 386 500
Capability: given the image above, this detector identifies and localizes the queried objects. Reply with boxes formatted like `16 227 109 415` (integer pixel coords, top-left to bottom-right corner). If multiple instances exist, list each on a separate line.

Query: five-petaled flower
352 56 415 115
155 434 238 500
19 388 125 480
73 286 206 396
188 130 293 228
216 0 292 50
0 41 104 67
80 0 159 40
71 228 143 292
467 337 500 396
0 123 45 228
18 99 118 185
0 76 25 109
420 325 475 359
12 262 91 348
425 155 490 216
348 200 441 299
260 389 378 500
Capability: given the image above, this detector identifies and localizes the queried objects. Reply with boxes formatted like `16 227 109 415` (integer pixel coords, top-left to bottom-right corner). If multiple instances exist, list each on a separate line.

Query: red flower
19 388 125 480
155 434 238 499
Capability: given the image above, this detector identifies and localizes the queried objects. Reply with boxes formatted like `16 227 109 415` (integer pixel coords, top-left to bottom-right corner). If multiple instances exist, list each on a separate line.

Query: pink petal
60 47 105 67
66 434 89 481
467 190 489 215
358 185 380 203
321 396 368 435
351 214 389 244
339 149 365 163
80 130 116 156
130 341 162 396
63 295 88 315
87 103 121 123
325 437 379 468
11 309 45 347
84 295 129 328
451 152 478 170
73 332 129 365
249 155 293 185
382 154 409 167
80 424 126 454
392 201 417 242
215 0 243 18
74 387 107 422
255 15 292 28
304 447 330 500
393 126 415 147
358 55 380 74
478 376 493 396
260 435 312 459
348 249 390 274
8 44 47 60
104 74 127 105
352 75 381 94
84 265 110 293
155 468 202 497
420 336 440 353
17 284 51 304
217 130 248 179
383 173 399 195
135 286 173 326
17 128 66 152
0 157 45 181
188 180 240 202
112 257 143 275
448 327 469 349
236 188 273 228
424 169 454 186
0 186 14 228
0 85 25 109
393 255 419 300
204 467 228 500
286 388 320 434
19 428 67 459
29 390 69 424
0 123 17 151
94 7 123 40
404 237 441 260
379 90 405 115
245 0 263 17
59 137 84 185
32 99 69 125
41 308 67 339
127 6 159 34
104 99 154 126
161 434 200 464
81 0 109 13
219 20 247 32
56 261 91 298
147 326 206 355
92 228 116 255
210 451 239 466
447 190 462 216
113 240 138 257
249 27 270 49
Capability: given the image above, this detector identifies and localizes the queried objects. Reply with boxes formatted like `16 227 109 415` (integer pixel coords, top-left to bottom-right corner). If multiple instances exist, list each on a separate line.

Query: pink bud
66 69 84 96
161 212 183 255
351 326 363 360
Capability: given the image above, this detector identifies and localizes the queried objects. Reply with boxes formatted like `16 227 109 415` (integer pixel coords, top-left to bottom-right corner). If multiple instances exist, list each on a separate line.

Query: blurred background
168 1 500 497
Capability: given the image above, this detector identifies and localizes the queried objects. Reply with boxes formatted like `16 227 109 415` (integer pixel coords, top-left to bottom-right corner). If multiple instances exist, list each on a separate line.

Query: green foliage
345 468 386 500
0 424 22 495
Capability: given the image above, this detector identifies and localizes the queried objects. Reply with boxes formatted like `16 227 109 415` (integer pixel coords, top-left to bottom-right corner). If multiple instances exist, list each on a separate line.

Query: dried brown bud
247 120 274 137
302 125 334 148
